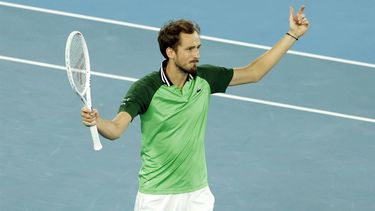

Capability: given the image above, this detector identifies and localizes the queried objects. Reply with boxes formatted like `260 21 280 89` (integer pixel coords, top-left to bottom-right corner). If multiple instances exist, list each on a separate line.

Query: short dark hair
157 19 200 60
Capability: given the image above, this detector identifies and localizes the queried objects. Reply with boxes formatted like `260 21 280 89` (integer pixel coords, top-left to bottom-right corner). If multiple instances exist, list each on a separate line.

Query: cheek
183 52 193 61
176 53 189 63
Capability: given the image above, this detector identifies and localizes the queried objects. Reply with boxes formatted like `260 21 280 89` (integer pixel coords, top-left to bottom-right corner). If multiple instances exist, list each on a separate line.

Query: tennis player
81 5 309 211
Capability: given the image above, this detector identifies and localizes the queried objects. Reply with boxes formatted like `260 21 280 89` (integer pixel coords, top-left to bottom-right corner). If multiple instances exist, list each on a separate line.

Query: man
81 5 309 211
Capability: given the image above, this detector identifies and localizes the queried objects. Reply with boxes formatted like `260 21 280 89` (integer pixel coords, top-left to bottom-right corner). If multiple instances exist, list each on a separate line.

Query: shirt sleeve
118 73 162 120
197 64 234 94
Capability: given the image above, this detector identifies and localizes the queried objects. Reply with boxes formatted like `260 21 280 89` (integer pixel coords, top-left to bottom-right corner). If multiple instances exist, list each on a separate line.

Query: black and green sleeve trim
197 64 233 93
118 71 163 119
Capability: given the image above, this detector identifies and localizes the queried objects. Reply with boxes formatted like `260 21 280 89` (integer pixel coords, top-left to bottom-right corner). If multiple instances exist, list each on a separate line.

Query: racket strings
69 34 88 94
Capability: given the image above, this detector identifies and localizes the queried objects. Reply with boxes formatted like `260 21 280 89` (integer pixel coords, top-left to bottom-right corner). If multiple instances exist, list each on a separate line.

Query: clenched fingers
81 107 98 127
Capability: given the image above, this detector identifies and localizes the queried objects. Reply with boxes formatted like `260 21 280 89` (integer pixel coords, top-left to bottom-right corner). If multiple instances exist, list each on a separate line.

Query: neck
165 60 188 88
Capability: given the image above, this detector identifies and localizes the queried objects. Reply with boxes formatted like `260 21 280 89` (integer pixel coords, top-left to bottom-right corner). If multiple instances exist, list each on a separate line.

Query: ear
166 47 176 60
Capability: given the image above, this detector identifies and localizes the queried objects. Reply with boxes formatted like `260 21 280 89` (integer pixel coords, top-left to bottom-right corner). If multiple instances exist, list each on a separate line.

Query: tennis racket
65 31 102 151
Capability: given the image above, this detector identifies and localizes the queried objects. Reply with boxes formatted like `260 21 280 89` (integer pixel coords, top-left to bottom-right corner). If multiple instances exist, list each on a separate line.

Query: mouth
191 60 199 64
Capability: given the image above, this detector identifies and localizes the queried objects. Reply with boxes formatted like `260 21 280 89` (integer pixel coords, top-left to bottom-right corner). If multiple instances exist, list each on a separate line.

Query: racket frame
65 31 103 151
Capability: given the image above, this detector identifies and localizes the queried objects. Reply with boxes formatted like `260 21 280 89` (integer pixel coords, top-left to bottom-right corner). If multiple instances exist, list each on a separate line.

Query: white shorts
134 186 215 211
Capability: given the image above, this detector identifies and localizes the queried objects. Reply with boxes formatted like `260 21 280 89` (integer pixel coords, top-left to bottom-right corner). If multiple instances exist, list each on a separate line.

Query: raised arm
230 5 310 86
81 107 132 140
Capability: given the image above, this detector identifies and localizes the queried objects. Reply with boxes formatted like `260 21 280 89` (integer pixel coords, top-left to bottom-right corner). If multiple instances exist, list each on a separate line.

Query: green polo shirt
119 61 233 194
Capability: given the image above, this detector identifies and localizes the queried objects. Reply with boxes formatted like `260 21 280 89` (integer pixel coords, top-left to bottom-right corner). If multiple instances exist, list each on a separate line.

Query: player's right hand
81 107 99 127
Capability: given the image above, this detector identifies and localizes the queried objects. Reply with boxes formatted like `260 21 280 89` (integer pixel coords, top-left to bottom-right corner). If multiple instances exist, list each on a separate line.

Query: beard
175 59 199 74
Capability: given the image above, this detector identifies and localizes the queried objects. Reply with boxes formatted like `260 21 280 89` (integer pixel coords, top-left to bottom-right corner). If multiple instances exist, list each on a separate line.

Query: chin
188 68 197 74
190 64 198 72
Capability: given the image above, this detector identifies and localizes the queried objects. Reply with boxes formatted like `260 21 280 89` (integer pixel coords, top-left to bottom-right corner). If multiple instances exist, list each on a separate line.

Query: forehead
178 31 200 47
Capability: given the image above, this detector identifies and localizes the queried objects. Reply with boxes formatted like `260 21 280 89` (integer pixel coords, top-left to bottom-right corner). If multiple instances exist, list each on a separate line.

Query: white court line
0 55 138 82
1 54 374 124
0 1 374 69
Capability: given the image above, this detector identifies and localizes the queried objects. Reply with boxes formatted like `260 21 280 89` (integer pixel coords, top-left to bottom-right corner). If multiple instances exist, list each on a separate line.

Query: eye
186 44 201 51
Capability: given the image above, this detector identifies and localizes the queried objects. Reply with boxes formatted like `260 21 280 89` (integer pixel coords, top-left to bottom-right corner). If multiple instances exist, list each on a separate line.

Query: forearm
248 33 296 80
96 117 123 140
230 33 296 85
95 112 131 140
82 108 132 141
230 5 309 86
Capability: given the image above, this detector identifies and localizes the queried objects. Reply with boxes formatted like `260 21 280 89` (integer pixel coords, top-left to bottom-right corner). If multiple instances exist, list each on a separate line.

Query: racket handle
90 125 103 151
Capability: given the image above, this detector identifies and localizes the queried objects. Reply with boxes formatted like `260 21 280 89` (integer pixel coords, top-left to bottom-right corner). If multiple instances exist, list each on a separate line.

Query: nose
193 48 200 59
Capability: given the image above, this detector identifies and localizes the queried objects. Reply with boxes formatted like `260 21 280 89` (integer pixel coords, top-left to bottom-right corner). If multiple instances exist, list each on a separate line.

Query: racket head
65 31 91 99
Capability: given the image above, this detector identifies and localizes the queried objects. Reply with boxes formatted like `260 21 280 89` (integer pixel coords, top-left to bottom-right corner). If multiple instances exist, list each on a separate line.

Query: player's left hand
289 5 310 39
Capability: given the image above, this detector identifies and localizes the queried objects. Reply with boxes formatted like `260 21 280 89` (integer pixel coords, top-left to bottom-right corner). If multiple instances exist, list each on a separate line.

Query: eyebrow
185 44 201 49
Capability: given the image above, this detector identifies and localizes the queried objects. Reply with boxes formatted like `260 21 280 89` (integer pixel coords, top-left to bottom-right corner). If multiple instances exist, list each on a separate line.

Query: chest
141 78 211 126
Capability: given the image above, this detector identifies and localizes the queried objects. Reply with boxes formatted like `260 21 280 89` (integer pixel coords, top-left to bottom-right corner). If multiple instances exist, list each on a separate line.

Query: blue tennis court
1 1 374 210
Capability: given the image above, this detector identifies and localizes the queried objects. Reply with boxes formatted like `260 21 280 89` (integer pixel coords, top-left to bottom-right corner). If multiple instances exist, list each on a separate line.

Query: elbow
249 73 262 83
245 68 263 83
107 134 121 141
99 131 121 141
253 75 263 83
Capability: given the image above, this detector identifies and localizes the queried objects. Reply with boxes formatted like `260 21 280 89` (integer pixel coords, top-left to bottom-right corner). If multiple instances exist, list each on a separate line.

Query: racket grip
90 125 103 151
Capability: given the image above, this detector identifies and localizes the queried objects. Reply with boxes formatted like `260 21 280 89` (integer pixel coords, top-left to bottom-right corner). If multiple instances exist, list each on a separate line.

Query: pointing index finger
297 5 305 15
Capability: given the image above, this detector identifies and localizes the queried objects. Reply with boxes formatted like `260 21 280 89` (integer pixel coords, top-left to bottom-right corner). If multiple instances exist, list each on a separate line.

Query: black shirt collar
160 60 194 87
